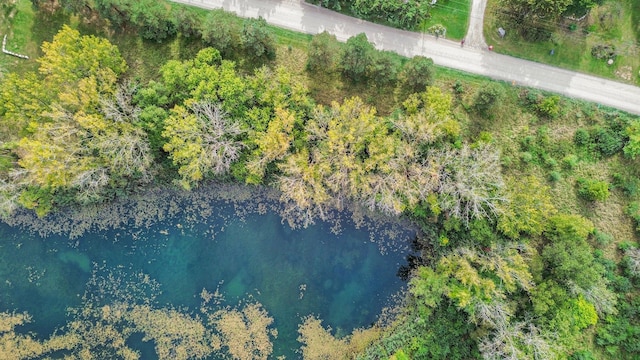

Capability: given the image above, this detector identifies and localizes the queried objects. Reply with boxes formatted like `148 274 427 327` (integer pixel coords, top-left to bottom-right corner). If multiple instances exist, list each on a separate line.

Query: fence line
2 35 29 59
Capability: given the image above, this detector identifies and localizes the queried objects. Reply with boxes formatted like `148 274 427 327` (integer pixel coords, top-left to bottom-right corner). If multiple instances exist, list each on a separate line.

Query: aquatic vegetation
0 266 279 360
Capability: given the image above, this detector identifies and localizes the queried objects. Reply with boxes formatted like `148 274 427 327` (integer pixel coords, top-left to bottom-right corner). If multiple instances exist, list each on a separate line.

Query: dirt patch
615 65 633 81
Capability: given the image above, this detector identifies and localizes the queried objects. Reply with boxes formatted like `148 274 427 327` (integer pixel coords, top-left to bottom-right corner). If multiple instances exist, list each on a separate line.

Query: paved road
172 0 640 115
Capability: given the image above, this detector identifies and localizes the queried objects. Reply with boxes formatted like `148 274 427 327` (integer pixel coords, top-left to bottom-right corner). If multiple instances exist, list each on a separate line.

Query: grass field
484 0 640 85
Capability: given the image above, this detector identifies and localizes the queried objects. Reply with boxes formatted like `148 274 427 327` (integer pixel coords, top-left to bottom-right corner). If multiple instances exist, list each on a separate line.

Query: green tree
130 1 177 42
277 97 395 225
542 214 602 289
340 33 375 83
306 31 341 73
1 27 154 214
94 0 133 27
624 120 640 159
160 48 248 117
38 25 127 87
397 56 435 97
368 50 400 88
241 17 276 62
200 10 242 57
175 7 201 39
498 176 558 238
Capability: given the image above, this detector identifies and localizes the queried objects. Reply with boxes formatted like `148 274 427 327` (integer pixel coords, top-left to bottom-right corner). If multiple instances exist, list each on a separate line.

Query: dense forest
1 0 640 359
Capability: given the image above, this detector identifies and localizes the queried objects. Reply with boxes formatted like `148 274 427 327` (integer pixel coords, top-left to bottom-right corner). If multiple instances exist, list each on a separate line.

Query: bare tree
100 81 141 123
190 101 244 176
567 281 618 317
434 144 506 225
72 167 110 204
96 130 154 182
626 247 640 277
0 178 20 217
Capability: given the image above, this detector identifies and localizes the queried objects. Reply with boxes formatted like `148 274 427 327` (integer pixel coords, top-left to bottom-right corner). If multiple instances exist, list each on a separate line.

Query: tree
498 176 557 238
435 144 506 225
397 56 435 97
162 101 244 189
201 10 242 57
306 31 341 73
38 25 127 88
246 107 296 183
0 73 51 139
542 214 603 289
393 86 459 145
2 27 156 214
340 33 375 83
241 17 276 62
623 120 640 159
175 7 201 39
368 50 400 88
277 97 395 226
94 0 133 27
159 48 248 117
130 1 177 42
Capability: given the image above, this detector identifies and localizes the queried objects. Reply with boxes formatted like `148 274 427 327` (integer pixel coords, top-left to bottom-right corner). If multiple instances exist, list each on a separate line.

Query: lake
0 186 412 359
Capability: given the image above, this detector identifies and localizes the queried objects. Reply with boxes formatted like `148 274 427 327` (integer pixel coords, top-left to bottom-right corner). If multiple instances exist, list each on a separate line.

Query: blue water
0 191 411 358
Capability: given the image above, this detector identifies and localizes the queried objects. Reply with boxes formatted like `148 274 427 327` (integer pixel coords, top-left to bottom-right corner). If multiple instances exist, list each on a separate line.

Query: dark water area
0 196 412 359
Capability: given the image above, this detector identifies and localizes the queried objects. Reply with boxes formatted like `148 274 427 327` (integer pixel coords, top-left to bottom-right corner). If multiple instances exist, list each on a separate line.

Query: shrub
473 82 505 115
577 178 610 201
591 44 616 60
592 127 624 156
537 95 561 118
574 128 591 146
593 230 613 247
626 202 640 232
562 154 579 169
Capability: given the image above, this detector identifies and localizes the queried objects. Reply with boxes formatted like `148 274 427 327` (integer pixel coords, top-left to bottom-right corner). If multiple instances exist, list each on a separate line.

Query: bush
574 128 591 146
593 230 613 246
562 154 579 169
537 95 561 118
201 10 242 57
592 127 624 156
577 178 610 201
626 202 640 232
591 44 617 60
549 171 562 182
473 82 505 115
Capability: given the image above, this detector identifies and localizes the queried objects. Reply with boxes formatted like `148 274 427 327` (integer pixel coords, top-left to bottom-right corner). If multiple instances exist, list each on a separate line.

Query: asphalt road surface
171 0 640 115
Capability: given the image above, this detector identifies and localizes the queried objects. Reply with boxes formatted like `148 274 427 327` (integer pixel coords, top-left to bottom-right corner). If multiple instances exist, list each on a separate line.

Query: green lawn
420 0 471 40
484 0 640 85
